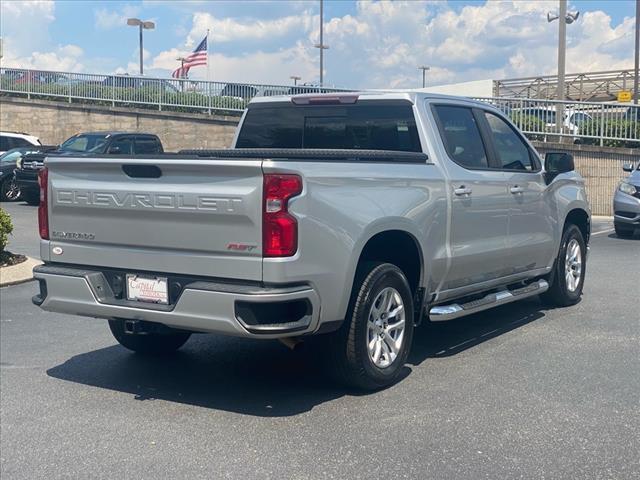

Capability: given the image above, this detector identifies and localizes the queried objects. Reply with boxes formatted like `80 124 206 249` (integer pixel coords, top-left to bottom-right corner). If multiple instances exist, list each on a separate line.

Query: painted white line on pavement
591 228 615 236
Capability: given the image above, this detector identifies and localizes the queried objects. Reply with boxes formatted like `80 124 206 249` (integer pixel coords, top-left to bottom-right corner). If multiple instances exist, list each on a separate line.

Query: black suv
15 132 164 204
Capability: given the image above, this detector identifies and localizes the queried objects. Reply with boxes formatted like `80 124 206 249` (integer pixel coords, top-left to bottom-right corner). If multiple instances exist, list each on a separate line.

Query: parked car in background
0 146 57 201
624 106 640 122
14 132 164 205
614 162 640 237
0 132 41 155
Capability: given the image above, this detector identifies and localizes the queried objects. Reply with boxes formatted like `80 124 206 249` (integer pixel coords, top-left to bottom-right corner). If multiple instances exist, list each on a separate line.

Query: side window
135 137 162 154
0 137 10 151
433 105 488 169
484 112 536 171
10 137 31 148
108 137 134 155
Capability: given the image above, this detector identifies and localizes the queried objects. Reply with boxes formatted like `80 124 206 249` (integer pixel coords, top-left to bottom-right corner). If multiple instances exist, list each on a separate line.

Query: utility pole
634 0 639 104
314 0 329 86
548 1 579 139
418 66 430 88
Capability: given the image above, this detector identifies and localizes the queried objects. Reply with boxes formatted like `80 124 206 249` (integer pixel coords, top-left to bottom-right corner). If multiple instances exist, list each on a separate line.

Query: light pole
127 18 155 75
313 0 329 86
634 0 639 105
547 2 579 139
418 66 430 88
290 75 301 86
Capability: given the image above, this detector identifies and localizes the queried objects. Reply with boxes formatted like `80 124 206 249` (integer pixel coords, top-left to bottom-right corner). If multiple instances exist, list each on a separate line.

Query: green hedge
508 113 547 141
0 208 13 252
579 119 640 148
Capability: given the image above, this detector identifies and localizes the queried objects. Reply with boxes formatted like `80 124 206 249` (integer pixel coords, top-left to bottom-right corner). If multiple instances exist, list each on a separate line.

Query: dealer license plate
126 275 169 304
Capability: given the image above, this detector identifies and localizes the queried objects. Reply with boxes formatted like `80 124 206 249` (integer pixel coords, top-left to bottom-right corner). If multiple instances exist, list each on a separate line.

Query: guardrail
473 97 639 148
0 67 350 114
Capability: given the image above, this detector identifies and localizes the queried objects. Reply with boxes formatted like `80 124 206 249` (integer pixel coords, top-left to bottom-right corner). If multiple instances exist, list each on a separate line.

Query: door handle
510 185 524 194
454 186 472 196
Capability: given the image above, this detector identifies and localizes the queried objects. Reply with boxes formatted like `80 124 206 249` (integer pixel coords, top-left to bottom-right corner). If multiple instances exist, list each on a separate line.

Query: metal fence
1 68 638 147
0 67 350 114
473 97 639 148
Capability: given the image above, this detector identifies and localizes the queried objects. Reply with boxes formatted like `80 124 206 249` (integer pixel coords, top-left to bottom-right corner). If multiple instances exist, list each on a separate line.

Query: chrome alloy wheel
366 287 406 369
565 238 582 292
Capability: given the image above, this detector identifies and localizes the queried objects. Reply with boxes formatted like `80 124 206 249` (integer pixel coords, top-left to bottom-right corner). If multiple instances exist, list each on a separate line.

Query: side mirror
622 163 634 173
544 152 574 183
108 146 121 154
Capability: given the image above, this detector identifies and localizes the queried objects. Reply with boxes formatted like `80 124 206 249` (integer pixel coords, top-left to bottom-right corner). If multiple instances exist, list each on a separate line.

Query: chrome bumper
33 264 320 338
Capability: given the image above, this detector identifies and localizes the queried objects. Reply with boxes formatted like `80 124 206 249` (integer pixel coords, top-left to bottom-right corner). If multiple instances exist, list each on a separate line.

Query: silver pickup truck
33 92 590 389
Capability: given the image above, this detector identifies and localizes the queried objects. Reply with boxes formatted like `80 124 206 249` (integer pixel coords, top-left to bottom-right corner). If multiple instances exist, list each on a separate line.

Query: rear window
236 102 422 152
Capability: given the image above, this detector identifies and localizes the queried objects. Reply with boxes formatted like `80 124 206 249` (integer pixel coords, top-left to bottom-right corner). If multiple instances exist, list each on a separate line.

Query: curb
0 257 43 287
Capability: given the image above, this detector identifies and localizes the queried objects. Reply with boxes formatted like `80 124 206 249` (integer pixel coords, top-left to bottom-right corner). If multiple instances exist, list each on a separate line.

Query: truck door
431 104 510 291
479 111 556 273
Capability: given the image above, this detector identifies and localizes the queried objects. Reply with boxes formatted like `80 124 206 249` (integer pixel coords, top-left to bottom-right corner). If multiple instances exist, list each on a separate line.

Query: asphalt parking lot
1 200 638 479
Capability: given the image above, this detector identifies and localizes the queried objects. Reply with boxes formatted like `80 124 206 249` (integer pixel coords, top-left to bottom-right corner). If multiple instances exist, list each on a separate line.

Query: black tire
0 178 20 202
542 224 587 307
24 193 40 206
324 262 415 390
108 319 191 355
614 223 634 238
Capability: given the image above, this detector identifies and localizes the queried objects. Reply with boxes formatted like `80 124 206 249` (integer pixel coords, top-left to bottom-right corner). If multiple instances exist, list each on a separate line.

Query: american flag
172 35 208 79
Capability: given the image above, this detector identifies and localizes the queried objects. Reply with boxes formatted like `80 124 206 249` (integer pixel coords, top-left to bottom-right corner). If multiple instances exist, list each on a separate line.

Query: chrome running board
429 279 549 322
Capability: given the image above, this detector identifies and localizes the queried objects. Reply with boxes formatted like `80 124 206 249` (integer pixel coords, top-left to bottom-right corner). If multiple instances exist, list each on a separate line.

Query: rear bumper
33 264 321 338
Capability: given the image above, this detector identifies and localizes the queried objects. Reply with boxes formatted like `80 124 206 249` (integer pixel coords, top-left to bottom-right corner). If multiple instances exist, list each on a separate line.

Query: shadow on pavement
47 298 547 417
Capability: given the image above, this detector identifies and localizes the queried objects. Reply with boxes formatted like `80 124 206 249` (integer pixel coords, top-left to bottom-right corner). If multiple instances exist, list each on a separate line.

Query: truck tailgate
45 156 264 281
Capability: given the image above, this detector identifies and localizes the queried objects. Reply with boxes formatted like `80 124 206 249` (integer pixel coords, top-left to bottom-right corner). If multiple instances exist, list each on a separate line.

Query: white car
0 131 42 155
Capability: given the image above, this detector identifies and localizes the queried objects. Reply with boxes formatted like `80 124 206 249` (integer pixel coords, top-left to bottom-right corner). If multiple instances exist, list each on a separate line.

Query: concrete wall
0 97 239 151
532 141 639 216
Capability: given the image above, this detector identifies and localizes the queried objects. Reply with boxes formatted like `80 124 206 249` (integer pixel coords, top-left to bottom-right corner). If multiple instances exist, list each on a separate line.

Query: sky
0 0 636 88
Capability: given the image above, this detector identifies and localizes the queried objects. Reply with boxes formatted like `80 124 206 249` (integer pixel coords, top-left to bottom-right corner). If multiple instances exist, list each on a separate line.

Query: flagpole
206 29 211 82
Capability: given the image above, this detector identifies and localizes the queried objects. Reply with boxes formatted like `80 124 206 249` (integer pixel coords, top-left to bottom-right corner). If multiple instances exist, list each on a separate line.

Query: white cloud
94 4 142 30
186 11 312 46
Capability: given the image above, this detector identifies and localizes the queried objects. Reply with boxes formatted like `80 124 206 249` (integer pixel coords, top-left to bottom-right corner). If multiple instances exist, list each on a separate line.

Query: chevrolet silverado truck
32 92 590 389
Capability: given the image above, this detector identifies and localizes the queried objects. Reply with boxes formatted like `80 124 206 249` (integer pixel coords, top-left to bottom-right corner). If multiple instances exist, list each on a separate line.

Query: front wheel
108 319 191 355
542 224 587 307
0 178 20 202
614 223 634 238
324 262 415 390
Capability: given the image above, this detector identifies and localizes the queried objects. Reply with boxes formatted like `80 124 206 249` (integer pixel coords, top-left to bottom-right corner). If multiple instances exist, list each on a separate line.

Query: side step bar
429 279 549 322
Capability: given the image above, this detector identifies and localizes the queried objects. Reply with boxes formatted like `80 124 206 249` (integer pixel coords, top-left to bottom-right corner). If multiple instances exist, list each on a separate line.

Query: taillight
263 174 302 257
38 168 49 240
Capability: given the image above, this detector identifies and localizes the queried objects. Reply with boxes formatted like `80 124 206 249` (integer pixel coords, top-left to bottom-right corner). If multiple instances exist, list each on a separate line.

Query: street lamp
290 75 301 86
313 0 329 86
547 1 579 140
127 18 155 75
418 66 430 88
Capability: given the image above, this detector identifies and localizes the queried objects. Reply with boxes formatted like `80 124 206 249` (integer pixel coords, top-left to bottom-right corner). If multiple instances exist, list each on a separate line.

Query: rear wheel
108 319 191 355
324 262 414 390
542 224 587 307
614 222 634 238
0 178 20 201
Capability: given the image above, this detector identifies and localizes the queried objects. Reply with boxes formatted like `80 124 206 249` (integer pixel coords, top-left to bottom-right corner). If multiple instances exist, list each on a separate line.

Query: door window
108 137 134 155
135 137 162 154
433 105 488 169
484 112 536 171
